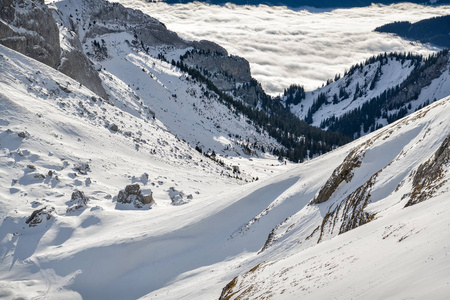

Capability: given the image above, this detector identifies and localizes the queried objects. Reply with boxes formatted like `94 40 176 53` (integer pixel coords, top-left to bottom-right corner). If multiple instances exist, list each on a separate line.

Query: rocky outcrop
182 49 252 91
406 134 450 207
117 184 154 208
388 52 450 108
73 162 91 175
25 206 55 227
0 0 108 98
180 46 265 106
168 187 192 206
56 22 109 99
0 0 61 68
67 190 89 212
312 147 363 204
56 0 188 48
193 40 228 56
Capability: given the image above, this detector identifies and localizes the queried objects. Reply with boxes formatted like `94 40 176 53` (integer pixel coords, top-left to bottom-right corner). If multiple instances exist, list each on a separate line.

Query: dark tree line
171 59 350 162
320 49 449 138
283 84 305 107
375 15 450 48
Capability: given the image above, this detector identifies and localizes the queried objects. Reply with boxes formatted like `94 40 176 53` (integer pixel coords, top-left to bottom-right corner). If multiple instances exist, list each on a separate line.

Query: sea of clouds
117 1 449 95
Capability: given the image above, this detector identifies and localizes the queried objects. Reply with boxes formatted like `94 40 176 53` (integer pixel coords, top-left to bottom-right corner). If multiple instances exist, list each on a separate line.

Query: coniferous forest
375 15 450 48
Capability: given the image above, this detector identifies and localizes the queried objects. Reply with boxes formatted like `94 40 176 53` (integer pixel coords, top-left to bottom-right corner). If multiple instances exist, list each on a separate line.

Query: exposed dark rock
388 53 449 108
312 148 363 204
59 0 188 48
110 124 119 132
25 206 55 227
338 174 378 234
219 263 264 300
0 0 61 68
74 163 90 175
0 0 108 99
232 165 240 173
219 276 239 300
17 132 26 138
183 50 251 91
55 26 109 99
67 190 89 212
405 134 450 207
193 40 228 56
33 173 45 180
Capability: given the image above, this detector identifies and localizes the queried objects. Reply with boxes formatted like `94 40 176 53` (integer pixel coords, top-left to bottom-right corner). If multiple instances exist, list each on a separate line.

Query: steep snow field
0 41 288 299
114 0 449 94
1 40 449 299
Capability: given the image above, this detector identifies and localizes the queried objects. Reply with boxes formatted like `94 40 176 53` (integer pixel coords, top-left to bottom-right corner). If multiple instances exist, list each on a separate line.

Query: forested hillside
375 15 450 48
283 49 450 139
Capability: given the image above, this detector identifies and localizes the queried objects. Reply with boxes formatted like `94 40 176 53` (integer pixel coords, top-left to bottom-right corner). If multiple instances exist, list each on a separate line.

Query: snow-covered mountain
0 0 450 299
284 49 450 138
1 38 449 298
218 96 450 300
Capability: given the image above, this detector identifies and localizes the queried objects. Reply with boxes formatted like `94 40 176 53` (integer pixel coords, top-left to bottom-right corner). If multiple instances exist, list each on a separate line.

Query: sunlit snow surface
114 1 449 94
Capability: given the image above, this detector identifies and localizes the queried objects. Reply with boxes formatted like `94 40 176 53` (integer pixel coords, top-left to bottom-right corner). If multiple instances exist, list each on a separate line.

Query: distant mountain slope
375 15 450 48
283 49 450 138
43 0 349 162
219 96 450 300
159 0 447 8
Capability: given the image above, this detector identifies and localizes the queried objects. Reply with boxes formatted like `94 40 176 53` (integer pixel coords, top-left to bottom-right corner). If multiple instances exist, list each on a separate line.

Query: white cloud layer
117 1 449 95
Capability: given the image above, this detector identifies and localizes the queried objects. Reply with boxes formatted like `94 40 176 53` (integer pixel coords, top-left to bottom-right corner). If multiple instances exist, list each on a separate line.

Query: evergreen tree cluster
346 52 423 78
320 49 448 138
304 93 327 124
321 86 400 137
171 59 350 162
89 39 108 60
283 84 305 107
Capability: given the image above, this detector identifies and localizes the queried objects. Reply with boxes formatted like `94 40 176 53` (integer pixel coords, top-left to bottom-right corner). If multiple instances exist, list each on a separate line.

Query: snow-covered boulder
67 190 89 213
116 184 154 209
25 206 55 227
169 187 192 206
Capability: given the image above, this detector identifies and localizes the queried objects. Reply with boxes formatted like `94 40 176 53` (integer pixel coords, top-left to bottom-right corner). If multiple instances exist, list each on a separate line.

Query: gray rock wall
0 0 61 68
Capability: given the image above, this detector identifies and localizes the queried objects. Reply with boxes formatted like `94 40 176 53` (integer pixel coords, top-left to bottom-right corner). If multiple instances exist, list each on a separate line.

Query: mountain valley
0 0 449 299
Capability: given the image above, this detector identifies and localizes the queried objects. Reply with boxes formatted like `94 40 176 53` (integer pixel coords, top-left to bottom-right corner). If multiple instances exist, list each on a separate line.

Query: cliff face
388 53 450 107
54 0 189 48
0 0 108 99
406 134 450 207
0 0 60 68
183 51 252 90
51 9 109 99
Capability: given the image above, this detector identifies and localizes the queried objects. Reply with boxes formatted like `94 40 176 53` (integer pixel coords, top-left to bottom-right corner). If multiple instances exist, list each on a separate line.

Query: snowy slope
2 39 448 299
219 192 450 299
1 1 450 299
218 97 450 299
0 42 290 299
285 51 450 137
289 56 416 126
46 0 280 158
